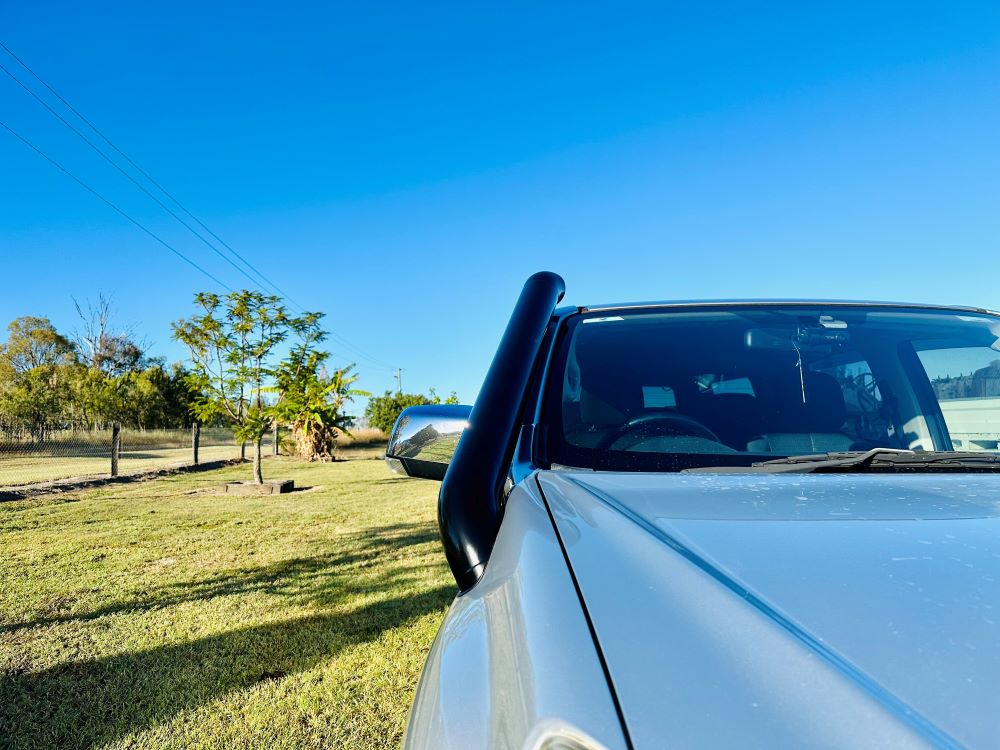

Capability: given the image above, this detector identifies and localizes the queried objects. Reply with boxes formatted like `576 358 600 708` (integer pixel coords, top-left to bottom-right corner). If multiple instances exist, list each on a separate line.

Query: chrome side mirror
385 404 472 480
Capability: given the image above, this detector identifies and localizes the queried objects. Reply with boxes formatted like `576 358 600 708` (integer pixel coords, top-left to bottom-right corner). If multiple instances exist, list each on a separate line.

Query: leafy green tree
431 387 461 406
159 363 200 427
363 388 461 435
172 290 310 484
0 317 76 441
60 361 196 430
64 365 113 429
1 316 76 373
0 314 204 438
0 365 73 442
268 313 368 460
64 365 128 429
272 357 367 460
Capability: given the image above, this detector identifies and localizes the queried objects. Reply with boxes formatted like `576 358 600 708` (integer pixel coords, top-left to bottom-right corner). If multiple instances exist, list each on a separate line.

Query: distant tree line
0 304 197 442
2 290 460 483
364 388 460 435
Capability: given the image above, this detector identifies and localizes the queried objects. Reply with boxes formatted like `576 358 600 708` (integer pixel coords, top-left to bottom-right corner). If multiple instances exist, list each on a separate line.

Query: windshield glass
544 305 1000 471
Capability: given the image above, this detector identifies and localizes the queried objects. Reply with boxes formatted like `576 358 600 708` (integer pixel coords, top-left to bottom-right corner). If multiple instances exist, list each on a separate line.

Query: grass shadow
0 524 443 634
0 587 453 749
0 522 454 748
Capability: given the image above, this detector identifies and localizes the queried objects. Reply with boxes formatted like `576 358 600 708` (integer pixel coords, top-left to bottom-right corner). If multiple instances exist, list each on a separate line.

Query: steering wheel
597 410 722 451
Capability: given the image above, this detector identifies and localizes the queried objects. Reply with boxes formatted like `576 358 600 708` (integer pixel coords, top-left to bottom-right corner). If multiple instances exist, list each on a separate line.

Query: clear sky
2 3 1000 408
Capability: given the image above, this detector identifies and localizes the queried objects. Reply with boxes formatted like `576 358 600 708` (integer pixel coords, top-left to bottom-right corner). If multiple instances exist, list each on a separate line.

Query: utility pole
394 367 403 395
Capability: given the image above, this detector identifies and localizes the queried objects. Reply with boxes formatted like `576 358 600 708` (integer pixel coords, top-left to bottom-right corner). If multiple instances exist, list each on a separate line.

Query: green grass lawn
0 450 453 749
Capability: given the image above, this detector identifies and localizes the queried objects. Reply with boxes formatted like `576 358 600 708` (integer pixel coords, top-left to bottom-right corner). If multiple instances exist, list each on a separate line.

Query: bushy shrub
364 388 459 435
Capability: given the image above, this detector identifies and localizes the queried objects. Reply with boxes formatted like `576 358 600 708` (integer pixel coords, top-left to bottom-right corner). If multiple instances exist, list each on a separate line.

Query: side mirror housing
385 404 472 480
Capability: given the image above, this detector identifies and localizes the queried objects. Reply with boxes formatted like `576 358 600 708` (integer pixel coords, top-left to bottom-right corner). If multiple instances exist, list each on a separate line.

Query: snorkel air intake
438 271 566 591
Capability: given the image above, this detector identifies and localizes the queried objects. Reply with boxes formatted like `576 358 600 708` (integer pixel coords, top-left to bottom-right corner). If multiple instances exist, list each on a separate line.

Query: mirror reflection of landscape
385 404 471 478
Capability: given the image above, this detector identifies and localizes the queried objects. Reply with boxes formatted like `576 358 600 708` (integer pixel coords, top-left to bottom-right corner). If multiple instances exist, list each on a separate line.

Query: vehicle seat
691 392 762 450
563 388 628 448
747 372 854 454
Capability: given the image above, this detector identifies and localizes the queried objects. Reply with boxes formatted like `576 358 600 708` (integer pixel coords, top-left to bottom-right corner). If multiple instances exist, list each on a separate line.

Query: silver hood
538 470 1000 749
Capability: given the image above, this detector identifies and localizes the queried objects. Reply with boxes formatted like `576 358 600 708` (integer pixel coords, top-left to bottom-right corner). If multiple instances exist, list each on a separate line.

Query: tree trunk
253 436 264 484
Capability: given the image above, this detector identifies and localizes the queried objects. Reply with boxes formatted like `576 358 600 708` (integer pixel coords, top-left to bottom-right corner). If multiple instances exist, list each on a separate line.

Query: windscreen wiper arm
752 447 1000 473
685 448 1000 474
757 447 913 470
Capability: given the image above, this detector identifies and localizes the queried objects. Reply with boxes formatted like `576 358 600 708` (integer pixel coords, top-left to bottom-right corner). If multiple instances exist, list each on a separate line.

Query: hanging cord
792 334 807 403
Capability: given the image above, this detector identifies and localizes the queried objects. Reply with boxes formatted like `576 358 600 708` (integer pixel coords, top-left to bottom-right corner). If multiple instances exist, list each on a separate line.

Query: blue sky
2 3 1000 408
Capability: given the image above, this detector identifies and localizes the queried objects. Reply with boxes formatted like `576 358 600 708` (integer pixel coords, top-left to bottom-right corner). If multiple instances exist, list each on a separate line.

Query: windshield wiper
757 447 915 471
757 448 1000 473
687 448 1000 474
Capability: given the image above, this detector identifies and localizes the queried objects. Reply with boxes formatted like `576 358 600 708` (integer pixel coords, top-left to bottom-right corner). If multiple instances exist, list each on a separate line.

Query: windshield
543 305 1000 472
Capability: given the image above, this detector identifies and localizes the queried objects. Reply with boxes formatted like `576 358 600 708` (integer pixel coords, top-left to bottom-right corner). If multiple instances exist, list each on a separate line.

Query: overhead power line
326 332 397 372
0 59 275 295
0 119 231 290
0 39 289 302
1 40 399 374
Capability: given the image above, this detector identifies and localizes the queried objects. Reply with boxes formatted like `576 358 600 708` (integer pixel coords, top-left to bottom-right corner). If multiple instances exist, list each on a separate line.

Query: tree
72 294 151 376
0 317 76 441
272 357 367 461
172 290 306 484
0 313 201 438
159 363 200 427
363 388 460 435
0 364 73 442
1 316 76 373
64 364 114 429
267 312 368 461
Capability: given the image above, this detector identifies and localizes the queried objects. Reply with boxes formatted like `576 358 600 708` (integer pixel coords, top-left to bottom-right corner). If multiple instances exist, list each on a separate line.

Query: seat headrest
579 388 626 425
771 372 846 433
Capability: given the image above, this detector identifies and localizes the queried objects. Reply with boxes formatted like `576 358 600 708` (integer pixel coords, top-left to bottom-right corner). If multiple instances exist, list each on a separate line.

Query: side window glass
915 346 1000 451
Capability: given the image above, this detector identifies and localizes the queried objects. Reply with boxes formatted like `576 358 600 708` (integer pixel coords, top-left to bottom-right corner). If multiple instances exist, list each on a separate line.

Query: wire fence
0 425 255 490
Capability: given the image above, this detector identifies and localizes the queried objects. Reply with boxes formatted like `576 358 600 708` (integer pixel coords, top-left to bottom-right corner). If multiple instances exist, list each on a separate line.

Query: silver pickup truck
387 272 1000 749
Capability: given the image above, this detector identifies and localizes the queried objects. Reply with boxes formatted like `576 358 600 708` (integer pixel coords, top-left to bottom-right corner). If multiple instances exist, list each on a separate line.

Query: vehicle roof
553 299 1000 317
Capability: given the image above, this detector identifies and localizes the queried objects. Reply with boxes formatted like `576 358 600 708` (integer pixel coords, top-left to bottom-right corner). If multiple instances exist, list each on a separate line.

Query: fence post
110 422 121 477
192 422 200 466
273 423 279 456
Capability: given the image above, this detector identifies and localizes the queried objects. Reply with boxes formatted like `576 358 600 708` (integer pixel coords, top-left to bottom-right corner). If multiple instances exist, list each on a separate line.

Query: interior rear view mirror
745 325 851 353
